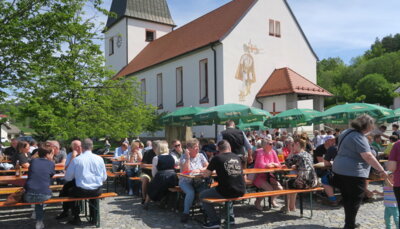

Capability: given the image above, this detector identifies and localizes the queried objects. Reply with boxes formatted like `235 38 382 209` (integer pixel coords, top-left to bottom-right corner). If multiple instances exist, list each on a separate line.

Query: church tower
104 0 176 73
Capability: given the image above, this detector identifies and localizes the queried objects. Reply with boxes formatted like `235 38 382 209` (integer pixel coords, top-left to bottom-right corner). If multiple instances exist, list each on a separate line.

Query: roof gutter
211 43 218 140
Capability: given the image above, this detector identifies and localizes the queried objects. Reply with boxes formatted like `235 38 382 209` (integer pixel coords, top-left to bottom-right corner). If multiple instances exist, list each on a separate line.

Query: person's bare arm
360 152 388 179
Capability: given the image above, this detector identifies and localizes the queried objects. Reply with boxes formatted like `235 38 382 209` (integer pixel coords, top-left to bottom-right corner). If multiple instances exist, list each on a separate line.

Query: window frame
269 19 275 36
176 67 184 107
275 21 281 37
199 59 209 104
109 37 114 56
145 29 156 42
157 73 163 109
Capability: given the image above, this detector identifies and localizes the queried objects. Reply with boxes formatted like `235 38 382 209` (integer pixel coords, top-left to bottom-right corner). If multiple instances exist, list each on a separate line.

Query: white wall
135 45 225 138
105 18 174 74
0 126 7 141
221 0 317 111
105 19 128 74
126 19 173 63
259 95 287 112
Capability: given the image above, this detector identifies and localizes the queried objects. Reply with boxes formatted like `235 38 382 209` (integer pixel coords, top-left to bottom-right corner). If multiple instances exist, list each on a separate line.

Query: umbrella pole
214 124 218 142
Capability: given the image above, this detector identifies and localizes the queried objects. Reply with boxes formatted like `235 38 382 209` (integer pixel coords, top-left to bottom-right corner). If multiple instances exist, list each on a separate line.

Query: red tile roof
114 0 257 79
256 67 333 98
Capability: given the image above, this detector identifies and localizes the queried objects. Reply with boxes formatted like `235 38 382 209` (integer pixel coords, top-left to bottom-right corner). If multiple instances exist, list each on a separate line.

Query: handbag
5 188 25 205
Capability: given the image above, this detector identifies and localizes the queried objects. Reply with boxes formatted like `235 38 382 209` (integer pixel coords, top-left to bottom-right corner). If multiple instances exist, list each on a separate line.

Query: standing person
219 120 253 167
179 138 208 223
333 114 388 229
56 138 107 225
392 124 400 138
200 140 245 228
126 141 142 196
4 138 18 157
24 146 55 229
112 142 129 172
382 173 399 229
284 137 318 212
253 139 283 210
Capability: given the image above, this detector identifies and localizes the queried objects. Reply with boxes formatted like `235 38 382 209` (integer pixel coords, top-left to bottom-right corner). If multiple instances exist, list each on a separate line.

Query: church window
146 30 156 42
275 21 281 37
176 67 184 107
269 19 275 36
199 59 209 104
109 37 114 55
157 73 163 109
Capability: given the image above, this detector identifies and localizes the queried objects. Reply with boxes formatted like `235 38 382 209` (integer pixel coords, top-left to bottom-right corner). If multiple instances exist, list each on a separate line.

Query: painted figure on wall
235 41 260 101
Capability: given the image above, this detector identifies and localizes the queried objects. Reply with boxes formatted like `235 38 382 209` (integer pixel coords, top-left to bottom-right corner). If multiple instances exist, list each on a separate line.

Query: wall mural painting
235 41 261 101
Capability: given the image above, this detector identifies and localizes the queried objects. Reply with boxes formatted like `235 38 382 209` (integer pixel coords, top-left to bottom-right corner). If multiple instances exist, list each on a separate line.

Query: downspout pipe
211 44 218 140
256 97 264 109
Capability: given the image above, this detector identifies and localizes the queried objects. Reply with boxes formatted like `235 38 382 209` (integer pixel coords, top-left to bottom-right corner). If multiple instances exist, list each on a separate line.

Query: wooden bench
129 177 140 181
0 185 64 195
0 192 117 227
203 187 324 229
106 171 126 193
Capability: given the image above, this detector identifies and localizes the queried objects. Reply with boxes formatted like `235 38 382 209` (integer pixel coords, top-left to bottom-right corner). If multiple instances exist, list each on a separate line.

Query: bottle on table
15 160 21 177
277 151 285 163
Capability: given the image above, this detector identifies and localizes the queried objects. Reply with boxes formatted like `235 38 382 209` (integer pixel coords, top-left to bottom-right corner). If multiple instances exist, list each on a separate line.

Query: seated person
65 140 82 171
46 140 67 166
179 138 208 223
170 140 183 166
126 141 142 196
56 138 107 226
371 134 384 153
284 138 318 212
24 146 55 229
140 141 156 203
3 138 18 157
321 142 339 206
112 142 129 172
253 139 283 210
383 135 399 159
12 141 31 169
200 140 245 228
143 141 178 208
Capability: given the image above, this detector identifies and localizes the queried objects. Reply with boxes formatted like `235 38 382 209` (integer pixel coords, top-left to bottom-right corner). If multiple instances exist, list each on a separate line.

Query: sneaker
180 213 189 223
31 211 36 219
35 220 44 229
222 216 235 225
202 221 220 228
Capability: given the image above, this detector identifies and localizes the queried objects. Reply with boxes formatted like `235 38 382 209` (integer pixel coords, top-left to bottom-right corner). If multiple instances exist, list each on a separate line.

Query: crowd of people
1 118 400 229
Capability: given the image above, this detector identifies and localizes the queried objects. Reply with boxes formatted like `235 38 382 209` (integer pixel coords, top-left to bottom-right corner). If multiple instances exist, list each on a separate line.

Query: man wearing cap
202 144 217 162
313 135 336 164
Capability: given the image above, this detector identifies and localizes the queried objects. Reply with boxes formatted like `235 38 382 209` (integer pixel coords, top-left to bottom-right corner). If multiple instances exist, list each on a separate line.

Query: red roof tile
114 0 257 79
256 68 333 98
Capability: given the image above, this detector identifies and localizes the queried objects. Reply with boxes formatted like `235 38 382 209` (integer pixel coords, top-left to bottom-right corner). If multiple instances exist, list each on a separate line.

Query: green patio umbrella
193 103 272 125
265 108 322 128
237 120 267 131
160 106 206 126
312 103 394 125
378 108 400 123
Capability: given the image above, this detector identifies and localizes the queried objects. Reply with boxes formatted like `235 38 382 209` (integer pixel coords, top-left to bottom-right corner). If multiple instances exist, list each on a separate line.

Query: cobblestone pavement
0 183 390 229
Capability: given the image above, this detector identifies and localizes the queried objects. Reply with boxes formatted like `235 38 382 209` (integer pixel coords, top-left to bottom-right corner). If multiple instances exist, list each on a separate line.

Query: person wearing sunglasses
170 140 183 167
253 139 283 210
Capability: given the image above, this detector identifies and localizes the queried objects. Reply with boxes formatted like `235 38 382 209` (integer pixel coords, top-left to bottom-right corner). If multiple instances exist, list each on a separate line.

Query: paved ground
0 183 390 229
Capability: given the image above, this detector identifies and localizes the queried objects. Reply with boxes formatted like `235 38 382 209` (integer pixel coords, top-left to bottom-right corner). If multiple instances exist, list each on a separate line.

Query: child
384 173 399 229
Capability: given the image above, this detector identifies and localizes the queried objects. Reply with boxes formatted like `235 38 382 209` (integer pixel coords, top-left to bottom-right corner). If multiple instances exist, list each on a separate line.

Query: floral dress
285 151 318 189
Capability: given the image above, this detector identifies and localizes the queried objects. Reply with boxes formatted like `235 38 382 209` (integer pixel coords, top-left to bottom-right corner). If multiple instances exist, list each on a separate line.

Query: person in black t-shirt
200 140 245 228
313 135 336 164
3 138 18 157
139 142 157 203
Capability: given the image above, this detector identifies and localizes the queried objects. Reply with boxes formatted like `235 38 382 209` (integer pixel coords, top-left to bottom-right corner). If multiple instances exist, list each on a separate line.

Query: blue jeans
385 207 399 229
200 188 234 223
24 193 52 221
179 180 195 214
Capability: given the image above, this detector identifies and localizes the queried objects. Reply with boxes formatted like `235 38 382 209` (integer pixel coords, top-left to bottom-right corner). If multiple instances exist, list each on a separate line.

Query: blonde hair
130 141 140 151
154 140 169 155
186 138 199 149
294 137 307 149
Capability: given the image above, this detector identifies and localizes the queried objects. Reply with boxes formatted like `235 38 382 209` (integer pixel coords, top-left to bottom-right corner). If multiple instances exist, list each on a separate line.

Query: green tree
355 73 394 107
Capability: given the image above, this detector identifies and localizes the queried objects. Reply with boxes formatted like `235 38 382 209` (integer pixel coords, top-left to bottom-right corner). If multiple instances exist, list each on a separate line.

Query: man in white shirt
56 138 107 225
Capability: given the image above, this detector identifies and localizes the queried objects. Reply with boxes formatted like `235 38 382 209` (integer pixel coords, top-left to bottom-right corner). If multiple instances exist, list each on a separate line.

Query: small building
104 0 332 138
395 87 400 109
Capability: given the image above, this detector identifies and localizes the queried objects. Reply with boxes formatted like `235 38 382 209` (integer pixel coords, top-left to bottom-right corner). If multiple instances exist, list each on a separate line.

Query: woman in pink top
253 139 283 210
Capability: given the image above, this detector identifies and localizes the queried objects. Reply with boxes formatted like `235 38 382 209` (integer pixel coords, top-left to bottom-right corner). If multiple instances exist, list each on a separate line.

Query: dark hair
380 125 387 131
217 140 231 152
294 137 307 149
17 141 29 153
38 147 53 158
225 120 235 127
390 135 399 143
373 134 382 140
393 124 399 129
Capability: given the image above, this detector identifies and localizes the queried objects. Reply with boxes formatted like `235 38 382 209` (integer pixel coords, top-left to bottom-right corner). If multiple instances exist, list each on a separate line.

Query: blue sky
100 0 400 64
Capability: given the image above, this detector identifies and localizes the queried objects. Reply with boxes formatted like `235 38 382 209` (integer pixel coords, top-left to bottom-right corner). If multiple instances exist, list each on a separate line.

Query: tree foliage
318 34 400 108
0 0 159 140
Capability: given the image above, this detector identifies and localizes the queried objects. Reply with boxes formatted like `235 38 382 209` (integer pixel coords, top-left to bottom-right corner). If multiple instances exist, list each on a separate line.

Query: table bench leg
309 192 313 219
224 201 231 229
299 193 303 217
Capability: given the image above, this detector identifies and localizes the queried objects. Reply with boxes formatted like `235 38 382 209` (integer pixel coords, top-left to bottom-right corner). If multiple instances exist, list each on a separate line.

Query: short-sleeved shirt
24 158 55 195
332 129 371 178
389 141 400 187
54 150 67 164
207 153 245 198
179 153 207 183
12 152 30 166
3 147 16 157
313 144 327 164
324 146 338 162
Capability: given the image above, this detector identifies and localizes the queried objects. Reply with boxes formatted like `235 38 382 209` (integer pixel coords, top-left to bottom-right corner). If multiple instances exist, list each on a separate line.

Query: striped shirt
384 186 398 207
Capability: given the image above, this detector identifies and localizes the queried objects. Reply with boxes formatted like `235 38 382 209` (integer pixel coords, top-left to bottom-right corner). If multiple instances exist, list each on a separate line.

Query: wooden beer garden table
0 173 65 182
177 167 293 179
0 165 65 174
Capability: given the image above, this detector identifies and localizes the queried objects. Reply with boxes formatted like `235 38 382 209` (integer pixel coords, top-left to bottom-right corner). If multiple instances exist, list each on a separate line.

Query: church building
104 0 332 138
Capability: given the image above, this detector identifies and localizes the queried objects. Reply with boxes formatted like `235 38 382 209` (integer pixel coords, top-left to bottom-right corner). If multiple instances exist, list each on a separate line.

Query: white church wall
105 19 128 74
221 0 317 110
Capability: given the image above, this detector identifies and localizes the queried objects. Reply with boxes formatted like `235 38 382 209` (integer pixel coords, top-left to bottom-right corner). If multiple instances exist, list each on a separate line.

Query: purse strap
337 129 356 151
